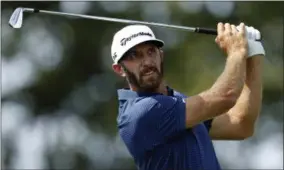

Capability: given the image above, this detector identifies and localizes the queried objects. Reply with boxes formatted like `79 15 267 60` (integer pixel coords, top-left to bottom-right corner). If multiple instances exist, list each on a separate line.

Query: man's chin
138 81 161 93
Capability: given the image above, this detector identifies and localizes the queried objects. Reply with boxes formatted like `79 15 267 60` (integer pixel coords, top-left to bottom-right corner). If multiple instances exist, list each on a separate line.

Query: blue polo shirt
117 87 221 170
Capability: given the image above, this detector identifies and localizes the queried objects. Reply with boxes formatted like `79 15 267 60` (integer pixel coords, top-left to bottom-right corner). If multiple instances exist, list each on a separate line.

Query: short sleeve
138 95 186 141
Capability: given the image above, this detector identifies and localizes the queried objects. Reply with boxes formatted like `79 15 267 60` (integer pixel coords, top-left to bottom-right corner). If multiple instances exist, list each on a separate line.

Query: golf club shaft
23 8 217 35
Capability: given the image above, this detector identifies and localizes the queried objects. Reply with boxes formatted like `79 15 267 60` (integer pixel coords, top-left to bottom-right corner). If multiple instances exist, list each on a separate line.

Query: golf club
9 7 218 35
8 7 262 41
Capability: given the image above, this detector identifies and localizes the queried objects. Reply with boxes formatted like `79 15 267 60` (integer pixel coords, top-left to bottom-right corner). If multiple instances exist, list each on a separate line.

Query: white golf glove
237 25 265 58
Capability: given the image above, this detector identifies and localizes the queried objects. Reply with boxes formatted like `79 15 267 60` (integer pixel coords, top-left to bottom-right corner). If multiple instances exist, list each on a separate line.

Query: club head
9 8 24 29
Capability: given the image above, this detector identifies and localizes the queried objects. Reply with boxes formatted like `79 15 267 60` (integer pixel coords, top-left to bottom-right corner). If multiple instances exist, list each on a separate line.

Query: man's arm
185 54 246 128
208 55 263 139
183 23 248 128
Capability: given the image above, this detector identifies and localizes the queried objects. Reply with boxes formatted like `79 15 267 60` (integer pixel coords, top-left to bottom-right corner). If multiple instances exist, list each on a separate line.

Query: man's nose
142 53 154 64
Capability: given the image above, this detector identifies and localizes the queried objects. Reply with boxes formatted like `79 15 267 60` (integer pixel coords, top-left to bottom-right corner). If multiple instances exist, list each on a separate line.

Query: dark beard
121 61 164 93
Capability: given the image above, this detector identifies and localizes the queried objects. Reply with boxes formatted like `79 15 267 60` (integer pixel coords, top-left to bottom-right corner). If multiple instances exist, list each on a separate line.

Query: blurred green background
1 1 283 170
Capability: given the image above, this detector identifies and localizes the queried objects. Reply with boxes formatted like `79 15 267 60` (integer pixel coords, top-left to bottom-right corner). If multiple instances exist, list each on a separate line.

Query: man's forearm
210 53 247 101
198 53 247 119
186 52 247 128
228 55 263 124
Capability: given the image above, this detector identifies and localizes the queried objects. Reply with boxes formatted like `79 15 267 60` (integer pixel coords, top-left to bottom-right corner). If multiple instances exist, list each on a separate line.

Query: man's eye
127 52 136 60
149 47 156 54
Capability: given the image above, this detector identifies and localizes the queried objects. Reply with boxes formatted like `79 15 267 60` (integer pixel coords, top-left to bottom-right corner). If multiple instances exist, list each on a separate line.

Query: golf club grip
195 27 217 35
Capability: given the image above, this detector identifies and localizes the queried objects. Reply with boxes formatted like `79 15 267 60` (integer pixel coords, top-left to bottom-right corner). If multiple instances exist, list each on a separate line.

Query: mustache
140 65 159 75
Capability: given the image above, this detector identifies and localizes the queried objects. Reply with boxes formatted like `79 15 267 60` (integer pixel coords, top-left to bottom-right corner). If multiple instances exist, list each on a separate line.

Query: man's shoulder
126 97 159 115
117 95 179 125
116 87 187 125
117 96 157 124
119 95 173 115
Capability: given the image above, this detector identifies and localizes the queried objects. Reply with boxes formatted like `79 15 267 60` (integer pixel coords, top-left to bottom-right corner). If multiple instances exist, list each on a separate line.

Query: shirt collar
118 86 174 100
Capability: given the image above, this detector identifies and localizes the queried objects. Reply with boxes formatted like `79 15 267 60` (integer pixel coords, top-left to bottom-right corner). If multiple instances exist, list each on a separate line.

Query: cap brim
143 39 164 48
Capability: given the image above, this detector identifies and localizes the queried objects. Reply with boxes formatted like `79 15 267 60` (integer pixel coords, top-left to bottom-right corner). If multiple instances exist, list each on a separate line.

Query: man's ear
112 63 126 77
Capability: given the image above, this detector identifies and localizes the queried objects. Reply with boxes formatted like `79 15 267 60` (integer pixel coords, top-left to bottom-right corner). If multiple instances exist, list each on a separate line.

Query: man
111 23 265 170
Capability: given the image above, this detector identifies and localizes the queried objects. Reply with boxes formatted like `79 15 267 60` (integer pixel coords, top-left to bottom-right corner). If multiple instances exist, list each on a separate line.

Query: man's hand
236 25 266 57
215 23 248 58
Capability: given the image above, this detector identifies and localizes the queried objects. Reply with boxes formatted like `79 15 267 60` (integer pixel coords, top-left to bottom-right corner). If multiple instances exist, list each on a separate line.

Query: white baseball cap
111 25 164 64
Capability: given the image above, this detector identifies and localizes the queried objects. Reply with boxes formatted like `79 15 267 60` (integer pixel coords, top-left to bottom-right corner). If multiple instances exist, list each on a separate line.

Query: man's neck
157 81 168 95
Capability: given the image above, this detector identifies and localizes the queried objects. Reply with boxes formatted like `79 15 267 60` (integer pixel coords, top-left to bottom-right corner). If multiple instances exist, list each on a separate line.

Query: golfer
111 23 265 170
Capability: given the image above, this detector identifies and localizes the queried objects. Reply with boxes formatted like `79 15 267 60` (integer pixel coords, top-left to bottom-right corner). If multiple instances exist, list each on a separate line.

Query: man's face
114 42 164 92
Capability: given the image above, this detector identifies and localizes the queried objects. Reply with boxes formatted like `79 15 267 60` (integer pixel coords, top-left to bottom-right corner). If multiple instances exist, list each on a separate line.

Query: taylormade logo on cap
120 32 153 46
111 25 164 64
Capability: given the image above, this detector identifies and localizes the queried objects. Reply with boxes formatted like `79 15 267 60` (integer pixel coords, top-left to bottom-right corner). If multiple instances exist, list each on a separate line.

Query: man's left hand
237 25 266 58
